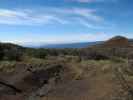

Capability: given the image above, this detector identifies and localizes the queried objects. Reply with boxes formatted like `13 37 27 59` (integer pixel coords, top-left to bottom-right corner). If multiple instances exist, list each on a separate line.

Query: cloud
68 0 118 3
10 32 110 44
72 8 102 21
0 9 68 25
51 7 102 22
53 7 106 29
77 18 104 29
0 8 103 29
67 0 93 3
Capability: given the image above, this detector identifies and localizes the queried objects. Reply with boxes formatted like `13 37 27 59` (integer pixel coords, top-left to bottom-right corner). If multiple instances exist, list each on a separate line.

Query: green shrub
3 48 23 61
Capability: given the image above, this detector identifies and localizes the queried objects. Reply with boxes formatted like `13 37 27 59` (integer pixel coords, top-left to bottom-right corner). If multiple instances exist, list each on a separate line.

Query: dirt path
41 72 118 100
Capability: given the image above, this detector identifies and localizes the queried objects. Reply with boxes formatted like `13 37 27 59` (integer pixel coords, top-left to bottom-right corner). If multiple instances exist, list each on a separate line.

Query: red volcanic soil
103 36 130 47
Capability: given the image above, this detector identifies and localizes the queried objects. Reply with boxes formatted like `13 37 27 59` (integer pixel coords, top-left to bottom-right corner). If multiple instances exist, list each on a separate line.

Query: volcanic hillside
102 36 130 47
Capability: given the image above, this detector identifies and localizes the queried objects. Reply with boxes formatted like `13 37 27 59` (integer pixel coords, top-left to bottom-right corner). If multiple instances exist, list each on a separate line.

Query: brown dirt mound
103 36 130 47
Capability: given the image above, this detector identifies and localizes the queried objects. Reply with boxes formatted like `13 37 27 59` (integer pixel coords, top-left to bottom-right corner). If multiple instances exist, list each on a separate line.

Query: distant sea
24 41 102 48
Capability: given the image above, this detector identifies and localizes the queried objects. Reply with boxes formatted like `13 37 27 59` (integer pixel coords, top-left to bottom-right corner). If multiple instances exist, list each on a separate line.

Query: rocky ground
0 59 133 100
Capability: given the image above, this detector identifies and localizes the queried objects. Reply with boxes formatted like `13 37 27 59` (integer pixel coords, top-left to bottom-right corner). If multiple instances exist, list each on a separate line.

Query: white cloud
0 8 103 29
72 8 102 21
53 7 102 22
77 18 103 29
71 0 95 3
0 9 68 25
68 0 118 3
10 32 110 45
0 9 27 17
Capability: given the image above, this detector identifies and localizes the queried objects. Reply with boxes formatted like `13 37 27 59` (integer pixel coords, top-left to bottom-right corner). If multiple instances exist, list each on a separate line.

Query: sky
0 0 133 44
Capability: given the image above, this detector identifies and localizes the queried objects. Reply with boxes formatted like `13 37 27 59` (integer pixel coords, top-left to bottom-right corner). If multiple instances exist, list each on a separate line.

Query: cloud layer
0 32 111 44
0 7 103 29
0 9 68 25
68 0 118 3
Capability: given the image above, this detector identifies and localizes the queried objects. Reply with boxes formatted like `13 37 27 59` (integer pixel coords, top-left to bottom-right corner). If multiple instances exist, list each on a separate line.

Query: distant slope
102 36 130 47
0 42 24 51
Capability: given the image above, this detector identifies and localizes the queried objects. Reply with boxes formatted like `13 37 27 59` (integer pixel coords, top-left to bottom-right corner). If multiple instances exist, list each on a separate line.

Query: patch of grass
110 57 126 63
0 61 16 72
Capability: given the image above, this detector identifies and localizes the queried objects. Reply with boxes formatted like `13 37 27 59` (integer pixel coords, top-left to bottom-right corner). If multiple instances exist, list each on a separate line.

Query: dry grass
0 61 16 72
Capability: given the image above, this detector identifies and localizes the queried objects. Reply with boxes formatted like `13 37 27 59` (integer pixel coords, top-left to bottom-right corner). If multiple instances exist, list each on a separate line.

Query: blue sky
0 0 133 44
